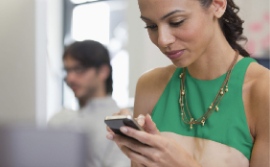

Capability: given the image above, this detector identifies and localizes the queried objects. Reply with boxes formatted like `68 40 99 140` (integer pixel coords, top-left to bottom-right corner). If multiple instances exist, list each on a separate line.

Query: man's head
63 40 113 106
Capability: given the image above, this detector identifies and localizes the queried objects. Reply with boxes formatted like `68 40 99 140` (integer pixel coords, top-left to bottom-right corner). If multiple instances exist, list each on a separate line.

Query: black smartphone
104 115 143 137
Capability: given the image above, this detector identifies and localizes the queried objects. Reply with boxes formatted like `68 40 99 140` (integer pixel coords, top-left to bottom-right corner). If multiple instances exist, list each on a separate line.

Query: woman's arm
130 66 177 166
249 69 269 167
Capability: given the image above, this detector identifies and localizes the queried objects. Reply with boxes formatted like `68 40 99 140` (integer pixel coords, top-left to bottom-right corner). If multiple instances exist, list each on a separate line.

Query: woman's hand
107 113 201 167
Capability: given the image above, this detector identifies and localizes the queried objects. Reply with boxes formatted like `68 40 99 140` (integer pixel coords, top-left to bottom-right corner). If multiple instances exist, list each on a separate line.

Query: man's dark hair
63 40 113 95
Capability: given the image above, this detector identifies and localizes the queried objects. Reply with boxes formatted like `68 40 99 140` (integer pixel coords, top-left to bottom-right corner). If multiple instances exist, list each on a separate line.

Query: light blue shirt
48 96 130 167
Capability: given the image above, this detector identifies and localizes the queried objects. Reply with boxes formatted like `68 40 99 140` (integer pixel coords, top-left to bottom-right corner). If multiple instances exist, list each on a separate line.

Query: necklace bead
181 91 185 96
215 106 219 112
220 88 224 95
225 86 229 92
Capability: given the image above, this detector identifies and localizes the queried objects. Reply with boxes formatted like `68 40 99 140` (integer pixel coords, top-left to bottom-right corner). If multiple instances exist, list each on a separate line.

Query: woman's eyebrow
140 9 183 21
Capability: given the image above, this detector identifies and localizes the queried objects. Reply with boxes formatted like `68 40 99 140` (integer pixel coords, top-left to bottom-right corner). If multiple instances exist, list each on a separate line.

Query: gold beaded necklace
179 51 239 129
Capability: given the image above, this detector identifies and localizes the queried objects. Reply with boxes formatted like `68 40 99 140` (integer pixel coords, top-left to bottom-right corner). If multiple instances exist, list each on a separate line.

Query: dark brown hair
199 0 250 57
63 40 113 94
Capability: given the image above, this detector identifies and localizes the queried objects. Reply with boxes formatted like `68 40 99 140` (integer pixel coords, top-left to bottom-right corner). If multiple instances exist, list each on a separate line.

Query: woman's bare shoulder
133 65 177 117
138 65 176 87
246 63 269 98
245 62 269 135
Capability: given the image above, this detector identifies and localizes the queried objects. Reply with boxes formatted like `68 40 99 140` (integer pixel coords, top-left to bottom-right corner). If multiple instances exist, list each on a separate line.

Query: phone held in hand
104 115 143 136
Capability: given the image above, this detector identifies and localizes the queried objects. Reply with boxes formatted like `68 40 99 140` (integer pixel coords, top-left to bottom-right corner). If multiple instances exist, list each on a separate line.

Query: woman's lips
165 50 185 60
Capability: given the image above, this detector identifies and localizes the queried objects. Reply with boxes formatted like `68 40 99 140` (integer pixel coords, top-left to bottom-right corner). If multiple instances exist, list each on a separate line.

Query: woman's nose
157 27 175 48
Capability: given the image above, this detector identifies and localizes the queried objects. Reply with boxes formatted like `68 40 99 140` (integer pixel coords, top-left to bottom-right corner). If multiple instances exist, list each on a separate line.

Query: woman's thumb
144 114 159 134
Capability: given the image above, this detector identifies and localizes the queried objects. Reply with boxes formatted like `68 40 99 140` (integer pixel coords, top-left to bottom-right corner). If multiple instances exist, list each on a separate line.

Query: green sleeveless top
152 58 256 160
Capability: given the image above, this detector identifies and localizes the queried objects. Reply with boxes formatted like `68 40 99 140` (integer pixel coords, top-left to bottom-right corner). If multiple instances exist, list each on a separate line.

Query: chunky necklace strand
179 51 239 129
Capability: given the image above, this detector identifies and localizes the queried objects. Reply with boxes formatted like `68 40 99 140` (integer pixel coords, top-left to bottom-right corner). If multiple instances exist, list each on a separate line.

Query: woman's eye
144 24 158 30
170 20 185 27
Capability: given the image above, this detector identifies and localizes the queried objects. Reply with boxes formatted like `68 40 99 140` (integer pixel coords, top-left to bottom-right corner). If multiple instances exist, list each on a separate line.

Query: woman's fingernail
120 127 128 133
138 119 144 125
107 134 113 140
138 114 144 119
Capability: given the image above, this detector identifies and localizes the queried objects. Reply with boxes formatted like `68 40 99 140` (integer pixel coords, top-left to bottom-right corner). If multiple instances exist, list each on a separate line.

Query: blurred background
0 0 269 126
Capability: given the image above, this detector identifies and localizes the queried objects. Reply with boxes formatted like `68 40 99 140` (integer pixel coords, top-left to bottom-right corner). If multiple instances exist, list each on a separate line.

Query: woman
107 0 269 166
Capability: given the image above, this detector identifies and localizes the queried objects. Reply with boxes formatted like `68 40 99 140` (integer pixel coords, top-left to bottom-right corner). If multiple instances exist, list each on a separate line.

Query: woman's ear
211 0 227 18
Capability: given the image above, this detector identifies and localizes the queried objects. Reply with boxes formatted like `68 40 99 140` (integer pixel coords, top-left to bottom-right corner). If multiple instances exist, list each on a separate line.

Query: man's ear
98 65 110 81
211 0 227 18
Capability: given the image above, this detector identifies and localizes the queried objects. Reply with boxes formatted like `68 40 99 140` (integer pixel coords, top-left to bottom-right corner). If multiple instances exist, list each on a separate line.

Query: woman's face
138 0 216 67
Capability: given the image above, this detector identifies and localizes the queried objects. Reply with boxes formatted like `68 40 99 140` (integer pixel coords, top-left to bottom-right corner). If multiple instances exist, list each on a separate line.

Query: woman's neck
187 33 240 80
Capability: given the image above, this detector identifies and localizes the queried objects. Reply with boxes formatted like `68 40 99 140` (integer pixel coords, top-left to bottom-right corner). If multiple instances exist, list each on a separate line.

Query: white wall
0 0 37 124
35 0 48 126
46 0 63 121
235 0 269 57
0 0 49 125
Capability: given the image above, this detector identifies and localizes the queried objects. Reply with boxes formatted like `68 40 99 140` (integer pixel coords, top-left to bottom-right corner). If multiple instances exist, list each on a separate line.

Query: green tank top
152 58 256 160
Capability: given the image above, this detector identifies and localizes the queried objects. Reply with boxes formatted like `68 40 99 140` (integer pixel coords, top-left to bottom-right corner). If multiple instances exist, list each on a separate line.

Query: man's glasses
63 66 89 76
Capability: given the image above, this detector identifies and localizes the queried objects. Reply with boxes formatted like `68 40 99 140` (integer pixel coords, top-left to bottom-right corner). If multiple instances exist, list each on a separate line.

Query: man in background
48 40 129 167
